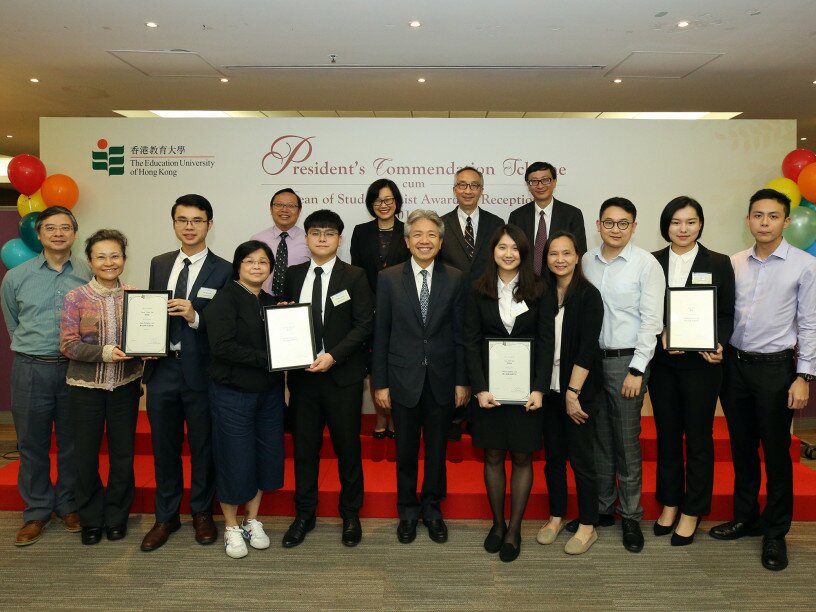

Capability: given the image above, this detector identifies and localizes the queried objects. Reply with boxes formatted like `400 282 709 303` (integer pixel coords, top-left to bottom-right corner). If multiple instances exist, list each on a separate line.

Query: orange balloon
798 163 816 203
40 174 79 209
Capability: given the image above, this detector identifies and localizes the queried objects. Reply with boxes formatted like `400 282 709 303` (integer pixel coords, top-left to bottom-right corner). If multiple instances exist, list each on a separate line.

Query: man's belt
18 352 69 363
732 347 795 363
600 348 635 358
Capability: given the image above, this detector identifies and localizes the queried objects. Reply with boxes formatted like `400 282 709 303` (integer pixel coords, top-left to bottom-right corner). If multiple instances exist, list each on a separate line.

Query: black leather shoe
423 518 448 543
566 513 614 533
483 522 506 554
762 537 788 571
709 520 763 541
447 423 462 441
671 517 702 547
397 519 418 544
653 513 678 536
106 524 127 541
499 534 521 563
342 516 362 547
621 519 644 553
282 516 316 548
81 527 103 545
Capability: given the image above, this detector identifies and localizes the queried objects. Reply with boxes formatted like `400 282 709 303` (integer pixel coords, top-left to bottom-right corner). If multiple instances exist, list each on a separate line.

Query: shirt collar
749 239 789 262
497 273 519 293
669 243 698 264
309 256 336 276
36 251 77 271
596 241 634 264
176 248 209 265
535 197 554 211
457 206 480 226
272 224 301 238
411 257 433 278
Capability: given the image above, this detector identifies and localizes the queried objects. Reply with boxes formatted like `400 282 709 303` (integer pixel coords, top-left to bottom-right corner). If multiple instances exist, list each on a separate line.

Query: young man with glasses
2 206 91 546
140 194 232 552
509 161 587 275
252 188 310 298
280 209 374 548
579 197 665 553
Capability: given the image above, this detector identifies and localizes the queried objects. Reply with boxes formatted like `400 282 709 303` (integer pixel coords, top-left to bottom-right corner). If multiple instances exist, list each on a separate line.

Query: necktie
534 210 547 275
271 231 288 296
464 216 475 260
419 269 430 325
170 257 191 345
311 267 324 352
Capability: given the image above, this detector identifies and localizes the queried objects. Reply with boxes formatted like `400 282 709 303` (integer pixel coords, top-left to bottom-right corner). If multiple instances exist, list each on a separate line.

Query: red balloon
782 148 816 182
798 163 816 203
41 174 79 209
7 154 47 196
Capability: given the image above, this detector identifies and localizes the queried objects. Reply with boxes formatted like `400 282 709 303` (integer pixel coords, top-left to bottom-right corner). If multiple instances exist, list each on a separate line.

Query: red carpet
2 414 816 520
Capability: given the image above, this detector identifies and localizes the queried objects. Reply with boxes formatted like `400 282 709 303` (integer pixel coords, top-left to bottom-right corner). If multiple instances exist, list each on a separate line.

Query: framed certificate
666 286 718 352
486 338 533 404
264 303 317 372
122 290 171 357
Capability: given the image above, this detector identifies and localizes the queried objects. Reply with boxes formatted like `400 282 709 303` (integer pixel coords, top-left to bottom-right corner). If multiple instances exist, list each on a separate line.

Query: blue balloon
18 212 43 253
1 238 38 269
801 198 816 212
806 240 816 257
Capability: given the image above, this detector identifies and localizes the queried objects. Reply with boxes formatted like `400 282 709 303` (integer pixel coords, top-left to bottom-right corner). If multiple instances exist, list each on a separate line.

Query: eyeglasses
455 182 482 191
601 219 632 230
92 254 123 263
272 203 300 211
526 178 554 186
307 229 340 238
374 197 396 206
241 258 271 267
173 217 208 227
40 224 74 234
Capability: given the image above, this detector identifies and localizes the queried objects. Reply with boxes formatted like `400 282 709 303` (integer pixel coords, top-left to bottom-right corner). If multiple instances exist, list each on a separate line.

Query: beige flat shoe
536 520 566 545
564 530 598 555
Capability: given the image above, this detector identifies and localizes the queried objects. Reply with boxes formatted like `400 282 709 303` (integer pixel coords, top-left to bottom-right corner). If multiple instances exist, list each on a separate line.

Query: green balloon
18 212 43 253
783 205 816 249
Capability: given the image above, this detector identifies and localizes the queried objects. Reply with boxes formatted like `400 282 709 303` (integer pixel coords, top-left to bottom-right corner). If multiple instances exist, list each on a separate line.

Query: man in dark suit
373 209 470 545
509 161 587 274
439 166 504 438
140 194 232 552
280 209 374 549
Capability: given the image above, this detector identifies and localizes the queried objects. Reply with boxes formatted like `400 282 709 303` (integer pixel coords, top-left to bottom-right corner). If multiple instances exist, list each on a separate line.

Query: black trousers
647 361 720 515
391 375 454 520
68 380 140 528
290 372 364 519
145 358 214 521
543 391 598 525
720 347 795 538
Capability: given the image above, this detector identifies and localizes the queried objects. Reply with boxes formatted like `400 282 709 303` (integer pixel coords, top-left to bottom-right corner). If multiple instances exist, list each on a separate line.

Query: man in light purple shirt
251 188 310 296
710 188 815 572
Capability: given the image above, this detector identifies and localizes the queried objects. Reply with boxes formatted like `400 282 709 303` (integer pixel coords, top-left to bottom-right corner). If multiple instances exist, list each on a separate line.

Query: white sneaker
224 525 248 559
242 518 270 550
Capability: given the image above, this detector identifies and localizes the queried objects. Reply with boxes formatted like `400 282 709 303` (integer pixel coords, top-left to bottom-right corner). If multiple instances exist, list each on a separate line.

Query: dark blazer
282 259 374 388
464 284 555 397
142 249 232 391
439 207 505 284
508 199 587 255
372 260 468 406
554 281 604 402
651 243 736 369
349 218 410 294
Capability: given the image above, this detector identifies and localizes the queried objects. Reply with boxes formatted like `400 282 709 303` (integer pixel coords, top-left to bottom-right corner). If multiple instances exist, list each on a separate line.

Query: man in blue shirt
1 206 91 546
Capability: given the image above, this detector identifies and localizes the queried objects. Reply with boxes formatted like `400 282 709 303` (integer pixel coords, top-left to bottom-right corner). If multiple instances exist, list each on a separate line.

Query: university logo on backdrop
89 137 216 178
91 138 125 175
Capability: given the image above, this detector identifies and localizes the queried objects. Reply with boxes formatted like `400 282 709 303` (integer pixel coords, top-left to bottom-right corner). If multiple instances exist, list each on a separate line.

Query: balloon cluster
767 148 816 256
1 154 80 269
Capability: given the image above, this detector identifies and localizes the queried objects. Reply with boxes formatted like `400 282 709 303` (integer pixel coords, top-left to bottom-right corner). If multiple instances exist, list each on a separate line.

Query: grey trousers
10 355 76 522
594 355 649 520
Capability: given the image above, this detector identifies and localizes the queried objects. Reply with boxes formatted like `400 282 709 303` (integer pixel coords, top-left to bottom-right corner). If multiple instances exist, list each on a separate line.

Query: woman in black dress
464 224 554 562
350 179 410 438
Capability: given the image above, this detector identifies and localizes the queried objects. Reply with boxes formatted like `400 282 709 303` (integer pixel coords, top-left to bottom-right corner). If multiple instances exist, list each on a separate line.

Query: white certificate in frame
486 338 533 404
122 290 171 357
666 286 718 352
264 303 317 372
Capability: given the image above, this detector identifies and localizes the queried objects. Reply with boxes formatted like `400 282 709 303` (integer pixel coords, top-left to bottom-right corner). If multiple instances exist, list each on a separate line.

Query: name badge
510 301 529 316
197 287 217 299
331 289 351 306
691 272 712 285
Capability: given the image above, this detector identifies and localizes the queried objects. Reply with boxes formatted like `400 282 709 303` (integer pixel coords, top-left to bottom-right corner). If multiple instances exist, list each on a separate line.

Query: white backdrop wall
40 118 794 287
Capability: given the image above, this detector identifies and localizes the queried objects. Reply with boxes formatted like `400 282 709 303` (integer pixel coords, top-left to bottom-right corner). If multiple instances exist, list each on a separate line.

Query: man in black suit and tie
280 209 374 549
373 209 470 544
440 167 504 438
140 194 232 552
508 161 587 274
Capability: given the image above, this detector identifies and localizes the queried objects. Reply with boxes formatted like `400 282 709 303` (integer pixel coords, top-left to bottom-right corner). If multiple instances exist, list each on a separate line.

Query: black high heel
653 512 678 536
671 516 702 546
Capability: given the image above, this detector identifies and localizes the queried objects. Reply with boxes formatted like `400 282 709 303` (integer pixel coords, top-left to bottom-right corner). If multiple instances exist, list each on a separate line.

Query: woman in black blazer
538 231 604 555
648 197 735 546
464 224 554 563
350 179 411 438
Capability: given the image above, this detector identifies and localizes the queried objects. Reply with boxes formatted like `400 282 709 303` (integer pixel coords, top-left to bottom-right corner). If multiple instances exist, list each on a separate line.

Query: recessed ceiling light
613 79 622 84
748 10 761 16
417 78 426 83
145 21 158 28
802 137 808 141
220 78 229 83
30 78 39 83
5 135 12 138
677 20 690 28
409 20 421 28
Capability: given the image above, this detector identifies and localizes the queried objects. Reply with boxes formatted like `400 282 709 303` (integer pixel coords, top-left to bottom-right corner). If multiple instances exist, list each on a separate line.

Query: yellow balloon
766 177 801 209
16 190 46 217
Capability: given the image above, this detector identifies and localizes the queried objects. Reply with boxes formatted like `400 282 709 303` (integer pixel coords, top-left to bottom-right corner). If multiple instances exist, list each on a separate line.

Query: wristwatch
798 373 816 383
567 386 581 396
628 367 644 377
